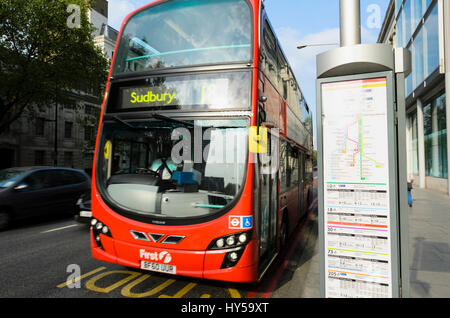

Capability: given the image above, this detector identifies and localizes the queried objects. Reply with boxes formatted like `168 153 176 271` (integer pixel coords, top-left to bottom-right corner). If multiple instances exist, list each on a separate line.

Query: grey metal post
394 47 411 297
340 0 361 47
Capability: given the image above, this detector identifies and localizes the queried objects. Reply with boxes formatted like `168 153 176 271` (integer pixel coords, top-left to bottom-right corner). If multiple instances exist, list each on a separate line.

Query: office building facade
0 0 117 173
379 0 449 194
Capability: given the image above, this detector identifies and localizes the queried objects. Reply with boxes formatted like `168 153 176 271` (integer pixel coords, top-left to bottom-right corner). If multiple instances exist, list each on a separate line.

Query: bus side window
277 47 288 100
262 20 279 88
280 140 288 193
290 147 299 187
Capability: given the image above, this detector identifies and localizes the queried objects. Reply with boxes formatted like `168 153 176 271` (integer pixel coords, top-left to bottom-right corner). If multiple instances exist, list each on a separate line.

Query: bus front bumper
90 231 259 283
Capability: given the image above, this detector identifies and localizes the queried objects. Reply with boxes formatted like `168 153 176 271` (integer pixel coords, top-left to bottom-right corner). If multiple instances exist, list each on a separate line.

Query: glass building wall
395 0 439 95
424 94 448 178
395 0 448 181
409 111 419 176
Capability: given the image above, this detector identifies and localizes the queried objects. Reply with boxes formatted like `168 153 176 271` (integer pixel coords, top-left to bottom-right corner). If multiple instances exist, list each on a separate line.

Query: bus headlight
222 248 246 269
238 233 248 244
102 226 109 234
216 238 225 249
207 230 252 250
228 251 239 262
91 218 112 250
226 235 236 246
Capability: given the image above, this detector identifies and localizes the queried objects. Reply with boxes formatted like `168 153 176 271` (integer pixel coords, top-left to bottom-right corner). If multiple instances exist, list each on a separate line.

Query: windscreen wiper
150 114 195 128
150 114 243 130
107 113 244 130
109 115 151 130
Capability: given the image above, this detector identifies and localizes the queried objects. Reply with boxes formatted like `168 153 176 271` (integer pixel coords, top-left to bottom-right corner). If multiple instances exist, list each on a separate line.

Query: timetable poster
321 78 392 298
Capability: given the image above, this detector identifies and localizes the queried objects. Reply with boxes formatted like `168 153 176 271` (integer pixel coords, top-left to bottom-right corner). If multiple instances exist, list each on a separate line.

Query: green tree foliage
0 0 109 134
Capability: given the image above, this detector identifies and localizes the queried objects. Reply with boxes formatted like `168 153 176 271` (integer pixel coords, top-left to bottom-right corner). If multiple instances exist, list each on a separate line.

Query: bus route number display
321 77 393 298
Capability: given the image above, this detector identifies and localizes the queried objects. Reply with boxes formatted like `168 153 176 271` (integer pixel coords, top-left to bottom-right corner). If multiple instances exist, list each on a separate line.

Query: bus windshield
113 0 252 75
97 118 248 222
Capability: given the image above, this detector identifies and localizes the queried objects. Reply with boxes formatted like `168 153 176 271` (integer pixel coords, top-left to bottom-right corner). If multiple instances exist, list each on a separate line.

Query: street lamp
297 43 338 50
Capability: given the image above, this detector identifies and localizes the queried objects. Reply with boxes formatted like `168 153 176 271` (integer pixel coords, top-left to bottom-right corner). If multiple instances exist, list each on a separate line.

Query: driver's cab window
111 137 180 181
98 118 248 219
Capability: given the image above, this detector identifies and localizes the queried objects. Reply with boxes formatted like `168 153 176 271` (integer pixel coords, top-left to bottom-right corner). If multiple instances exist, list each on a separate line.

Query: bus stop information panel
321 76 393 298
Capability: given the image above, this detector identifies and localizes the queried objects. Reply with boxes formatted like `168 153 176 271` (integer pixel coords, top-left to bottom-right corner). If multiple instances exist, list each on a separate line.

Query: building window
412 28 424 88
398 1 439 97
64 122 73 139
395 0 403 18
424 93 447 178
64 151 74 167
34 150 45 165
36 118 45 136
404 0 412 45
85 104 100 118
424 3 439 78
409 111 419 176
412 0 422 31
396 9 404 48
406 71 413 97
84 126 95 141
85 105 94 115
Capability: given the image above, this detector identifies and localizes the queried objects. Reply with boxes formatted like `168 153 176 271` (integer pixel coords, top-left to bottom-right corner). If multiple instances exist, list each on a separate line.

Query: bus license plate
140 261 176 275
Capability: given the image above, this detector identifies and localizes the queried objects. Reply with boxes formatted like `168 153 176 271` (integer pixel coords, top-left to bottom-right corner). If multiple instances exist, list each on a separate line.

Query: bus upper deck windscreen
113 0 252 75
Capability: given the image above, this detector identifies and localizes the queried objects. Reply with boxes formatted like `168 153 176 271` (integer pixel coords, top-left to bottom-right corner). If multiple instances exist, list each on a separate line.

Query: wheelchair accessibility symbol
229 216 253 230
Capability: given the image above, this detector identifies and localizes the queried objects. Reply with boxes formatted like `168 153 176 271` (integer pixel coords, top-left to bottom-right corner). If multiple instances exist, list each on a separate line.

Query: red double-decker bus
91 0 313 283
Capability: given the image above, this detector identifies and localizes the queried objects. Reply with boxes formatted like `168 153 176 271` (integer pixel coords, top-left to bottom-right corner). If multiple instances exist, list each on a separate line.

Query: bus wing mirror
249 126 268 154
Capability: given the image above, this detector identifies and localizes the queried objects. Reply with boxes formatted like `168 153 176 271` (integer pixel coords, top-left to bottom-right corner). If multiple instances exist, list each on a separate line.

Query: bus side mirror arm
257 100 267 134
250 101 268 154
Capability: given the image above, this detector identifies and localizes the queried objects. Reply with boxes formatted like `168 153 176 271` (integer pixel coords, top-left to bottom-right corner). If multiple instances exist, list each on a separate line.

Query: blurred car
74 193 92 224
0 167 91 230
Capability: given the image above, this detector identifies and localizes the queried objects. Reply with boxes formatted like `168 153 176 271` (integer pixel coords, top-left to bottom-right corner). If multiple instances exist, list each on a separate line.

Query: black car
74 193 92 224
0 167 91 230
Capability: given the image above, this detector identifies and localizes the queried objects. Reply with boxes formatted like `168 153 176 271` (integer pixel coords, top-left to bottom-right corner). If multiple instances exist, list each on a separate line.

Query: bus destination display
119 72 250 111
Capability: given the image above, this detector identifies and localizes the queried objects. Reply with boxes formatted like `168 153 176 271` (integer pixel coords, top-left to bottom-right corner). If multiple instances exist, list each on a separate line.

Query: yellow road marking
58 265 243 298
227 288 241 298
85 270 141 293
121 274 176 298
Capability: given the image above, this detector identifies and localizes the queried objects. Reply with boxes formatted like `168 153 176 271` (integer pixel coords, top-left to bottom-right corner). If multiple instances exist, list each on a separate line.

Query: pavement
408 188 450 298
292 187 450 298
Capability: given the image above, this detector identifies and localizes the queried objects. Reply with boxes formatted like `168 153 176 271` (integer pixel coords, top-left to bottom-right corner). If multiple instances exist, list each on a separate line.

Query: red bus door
258 132 278 272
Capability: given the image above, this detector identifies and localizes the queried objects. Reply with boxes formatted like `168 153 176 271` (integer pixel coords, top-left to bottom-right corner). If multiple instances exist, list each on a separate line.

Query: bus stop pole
339 0 361 47
395 48 411 297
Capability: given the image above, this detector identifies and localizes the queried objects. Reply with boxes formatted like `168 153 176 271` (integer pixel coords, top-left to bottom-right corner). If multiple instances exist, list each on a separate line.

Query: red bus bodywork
91 0 313 283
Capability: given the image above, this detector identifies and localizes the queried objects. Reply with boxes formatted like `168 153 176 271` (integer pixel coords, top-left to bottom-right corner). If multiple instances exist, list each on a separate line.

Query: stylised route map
321 77 393 298
323 78 389 184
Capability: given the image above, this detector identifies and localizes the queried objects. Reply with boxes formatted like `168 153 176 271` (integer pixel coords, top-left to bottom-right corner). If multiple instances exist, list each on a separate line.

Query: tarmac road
0 189 318 299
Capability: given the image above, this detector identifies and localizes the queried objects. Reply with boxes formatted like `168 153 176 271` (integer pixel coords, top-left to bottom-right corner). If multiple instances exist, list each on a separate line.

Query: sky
107 0 390 147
